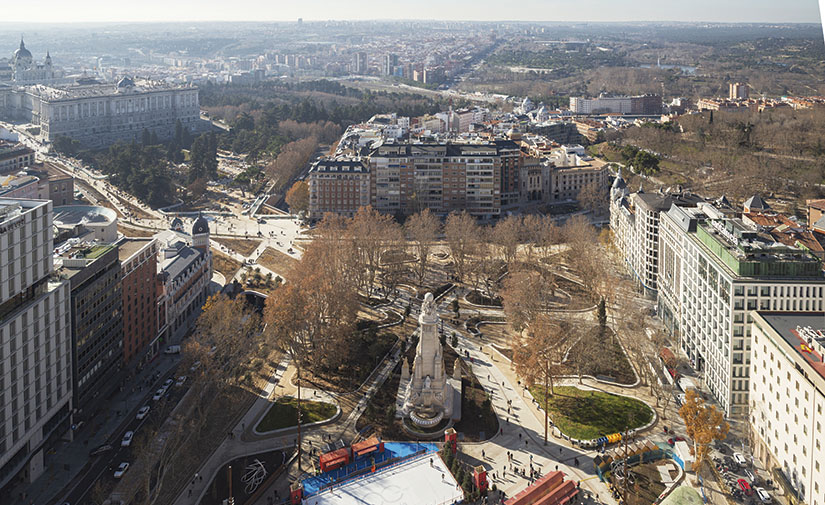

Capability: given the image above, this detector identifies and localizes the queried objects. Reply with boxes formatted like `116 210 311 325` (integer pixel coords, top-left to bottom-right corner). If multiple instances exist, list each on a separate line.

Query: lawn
256 397 337 433
529 385 652 440
215 238 261 257
212 250 242 280
256 247 298 276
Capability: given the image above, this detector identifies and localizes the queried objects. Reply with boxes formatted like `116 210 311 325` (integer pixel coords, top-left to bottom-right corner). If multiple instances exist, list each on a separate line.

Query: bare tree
405 209 440 287
444 211 479 283
491 215 522 269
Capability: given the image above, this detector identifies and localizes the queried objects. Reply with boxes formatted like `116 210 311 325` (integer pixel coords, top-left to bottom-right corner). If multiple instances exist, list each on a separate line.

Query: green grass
256 397 337 432
529 385 652 440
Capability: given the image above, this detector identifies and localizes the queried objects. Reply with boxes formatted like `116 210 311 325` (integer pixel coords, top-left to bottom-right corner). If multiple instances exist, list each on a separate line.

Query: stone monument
397 292 461 428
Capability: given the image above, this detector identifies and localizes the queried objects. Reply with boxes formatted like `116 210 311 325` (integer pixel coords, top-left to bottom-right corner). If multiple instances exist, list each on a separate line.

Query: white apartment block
658 202 825 415
0 199 72 488
750 312 825 505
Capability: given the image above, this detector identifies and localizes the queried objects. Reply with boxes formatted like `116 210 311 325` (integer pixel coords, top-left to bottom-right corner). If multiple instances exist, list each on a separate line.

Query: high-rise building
729 82 750 100
383 53 399 76
657 200 825 415
352 52 367 75
0 198 72 488
53 206 123 415
749 312 825 505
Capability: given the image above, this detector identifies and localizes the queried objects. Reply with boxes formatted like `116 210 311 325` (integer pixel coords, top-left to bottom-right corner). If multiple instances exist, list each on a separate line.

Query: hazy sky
0 0 821 24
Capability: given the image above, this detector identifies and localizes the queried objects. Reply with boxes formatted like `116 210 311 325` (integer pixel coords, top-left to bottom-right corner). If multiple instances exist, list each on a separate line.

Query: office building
0 199 72 488
657 200 825 415
118 237 160 366
610 176 704 296
749 312 825 505
2 77 204 149
53 206 123 415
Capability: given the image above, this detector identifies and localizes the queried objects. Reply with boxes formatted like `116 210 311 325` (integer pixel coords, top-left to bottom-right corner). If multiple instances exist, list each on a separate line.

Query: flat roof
117 237 153 261
304 453 463 505
755 312 825 384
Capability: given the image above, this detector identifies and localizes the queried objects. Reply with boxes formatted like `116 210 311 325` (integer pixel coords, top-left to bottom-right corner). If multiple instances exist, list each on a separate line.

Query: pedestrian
482 449 486 459
199 475 203 482
188 489 192 497
559 447 563 455
526 440 529 447
519 433 522 440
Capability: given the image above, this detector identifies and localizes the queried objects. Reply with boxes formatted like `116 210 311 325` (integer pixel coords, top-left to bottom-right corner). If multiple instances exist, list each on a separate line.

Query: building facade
3 77 204 149
156 216 212 345
657 202 825 415
118 238 159 366
0 199 72 489
57 244 123 415
0 141 35 175
569 94 662 115
308 158 370 218
749 312 825 505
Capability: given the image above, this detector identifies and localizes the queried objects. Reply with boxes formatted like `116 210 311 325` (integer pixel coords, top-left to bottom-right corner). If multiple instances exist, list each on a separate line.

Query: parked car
733 452 748 467
755 487 772 503
190 361 201 372
175 375 188 387
744 468 758 484
153 388 165 401
667 436 686 446
738 479 753 496
114 462 130 478
136 405 150 420
163 378 174 389
121 431 134 447
164 345 181 354
89 444 113 457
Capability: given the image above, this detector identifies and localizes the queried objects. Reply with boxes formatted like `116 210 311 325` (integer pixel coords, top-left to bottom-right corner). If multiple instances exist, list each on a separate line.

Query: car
164 345 181 354
89 444 113 457
153 388 165 401
175 375 188 387
737 479 753 496
114 462 130 478
755 487 771 503
190 361 201 372
136 405 151 420
667 436 686 446
121 431 134 447
163 378 174 389
733 452 748 467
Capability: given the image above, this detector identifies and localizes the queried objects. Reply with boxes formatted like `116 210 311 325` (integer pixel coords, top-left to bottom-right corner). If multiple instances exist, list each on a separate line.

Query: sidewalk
8 354 181 505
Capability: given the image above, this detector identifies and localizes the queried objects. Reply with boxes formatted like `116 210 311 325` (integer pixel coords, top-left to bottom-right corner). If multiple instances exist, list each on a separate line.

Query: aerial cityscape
1 2 825 505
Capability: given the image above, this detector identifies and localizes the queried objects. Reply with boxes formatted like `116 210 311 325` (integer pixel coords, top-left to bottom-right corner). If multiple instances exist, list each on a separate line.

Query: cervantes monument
398 292 461 429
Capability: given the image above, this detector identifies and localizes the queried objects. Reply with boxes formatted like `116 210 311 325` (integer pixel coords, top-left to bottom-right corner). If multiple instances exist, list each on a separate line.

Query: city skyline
0 0 821 24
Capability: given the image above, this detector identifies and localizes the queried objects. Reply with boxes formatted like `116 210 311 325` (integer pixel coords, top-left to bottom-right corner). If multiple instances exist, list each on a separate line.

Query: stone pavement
9 353 182 505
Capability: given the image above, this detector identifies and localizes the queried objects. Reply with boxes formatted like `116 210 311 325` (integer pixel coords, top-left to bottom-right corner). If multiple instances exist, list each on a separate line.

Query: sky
0 0 821 24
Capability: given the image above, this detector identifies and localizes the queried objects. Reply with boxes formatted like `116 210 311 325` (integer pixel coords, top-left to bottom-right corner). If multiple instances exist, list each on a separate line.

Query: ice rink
303 453 465 505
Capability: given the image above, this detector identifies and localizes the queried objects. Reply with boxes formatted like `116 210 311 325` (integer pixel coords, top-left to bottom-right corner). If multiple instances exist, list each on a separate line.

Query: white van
164 345 181 354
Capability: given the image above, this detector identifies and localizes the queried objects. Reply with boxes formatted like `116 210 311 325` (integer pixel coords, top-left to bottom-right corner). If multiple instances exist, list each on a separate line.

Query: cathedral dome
13 39 32 60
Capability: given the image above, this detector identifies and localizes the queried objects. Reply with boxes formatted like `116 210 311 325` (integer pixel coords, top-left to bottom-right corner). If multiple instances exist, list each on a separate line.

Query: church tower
191 214 210 251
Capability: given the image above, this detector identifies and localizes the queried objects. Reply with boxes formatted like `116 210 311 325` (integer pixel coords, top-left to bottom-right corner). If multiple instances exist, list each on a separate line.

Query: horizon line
0 19 821 25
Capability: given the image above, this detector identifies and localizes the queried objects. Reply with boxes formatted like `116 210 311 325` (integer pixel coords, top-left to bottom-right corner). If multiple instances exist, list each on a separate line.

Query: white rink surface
303 454 465 505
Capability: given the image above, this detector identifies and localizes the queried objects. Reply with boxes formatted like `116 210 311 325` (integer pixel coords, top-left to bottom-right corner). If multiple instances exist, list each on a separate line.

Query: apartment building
569 94 662 115
0 199 72 489
308 158 371 217
0 141 35 175
657 201 825 415
749 312 825 505
548 145 609 202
